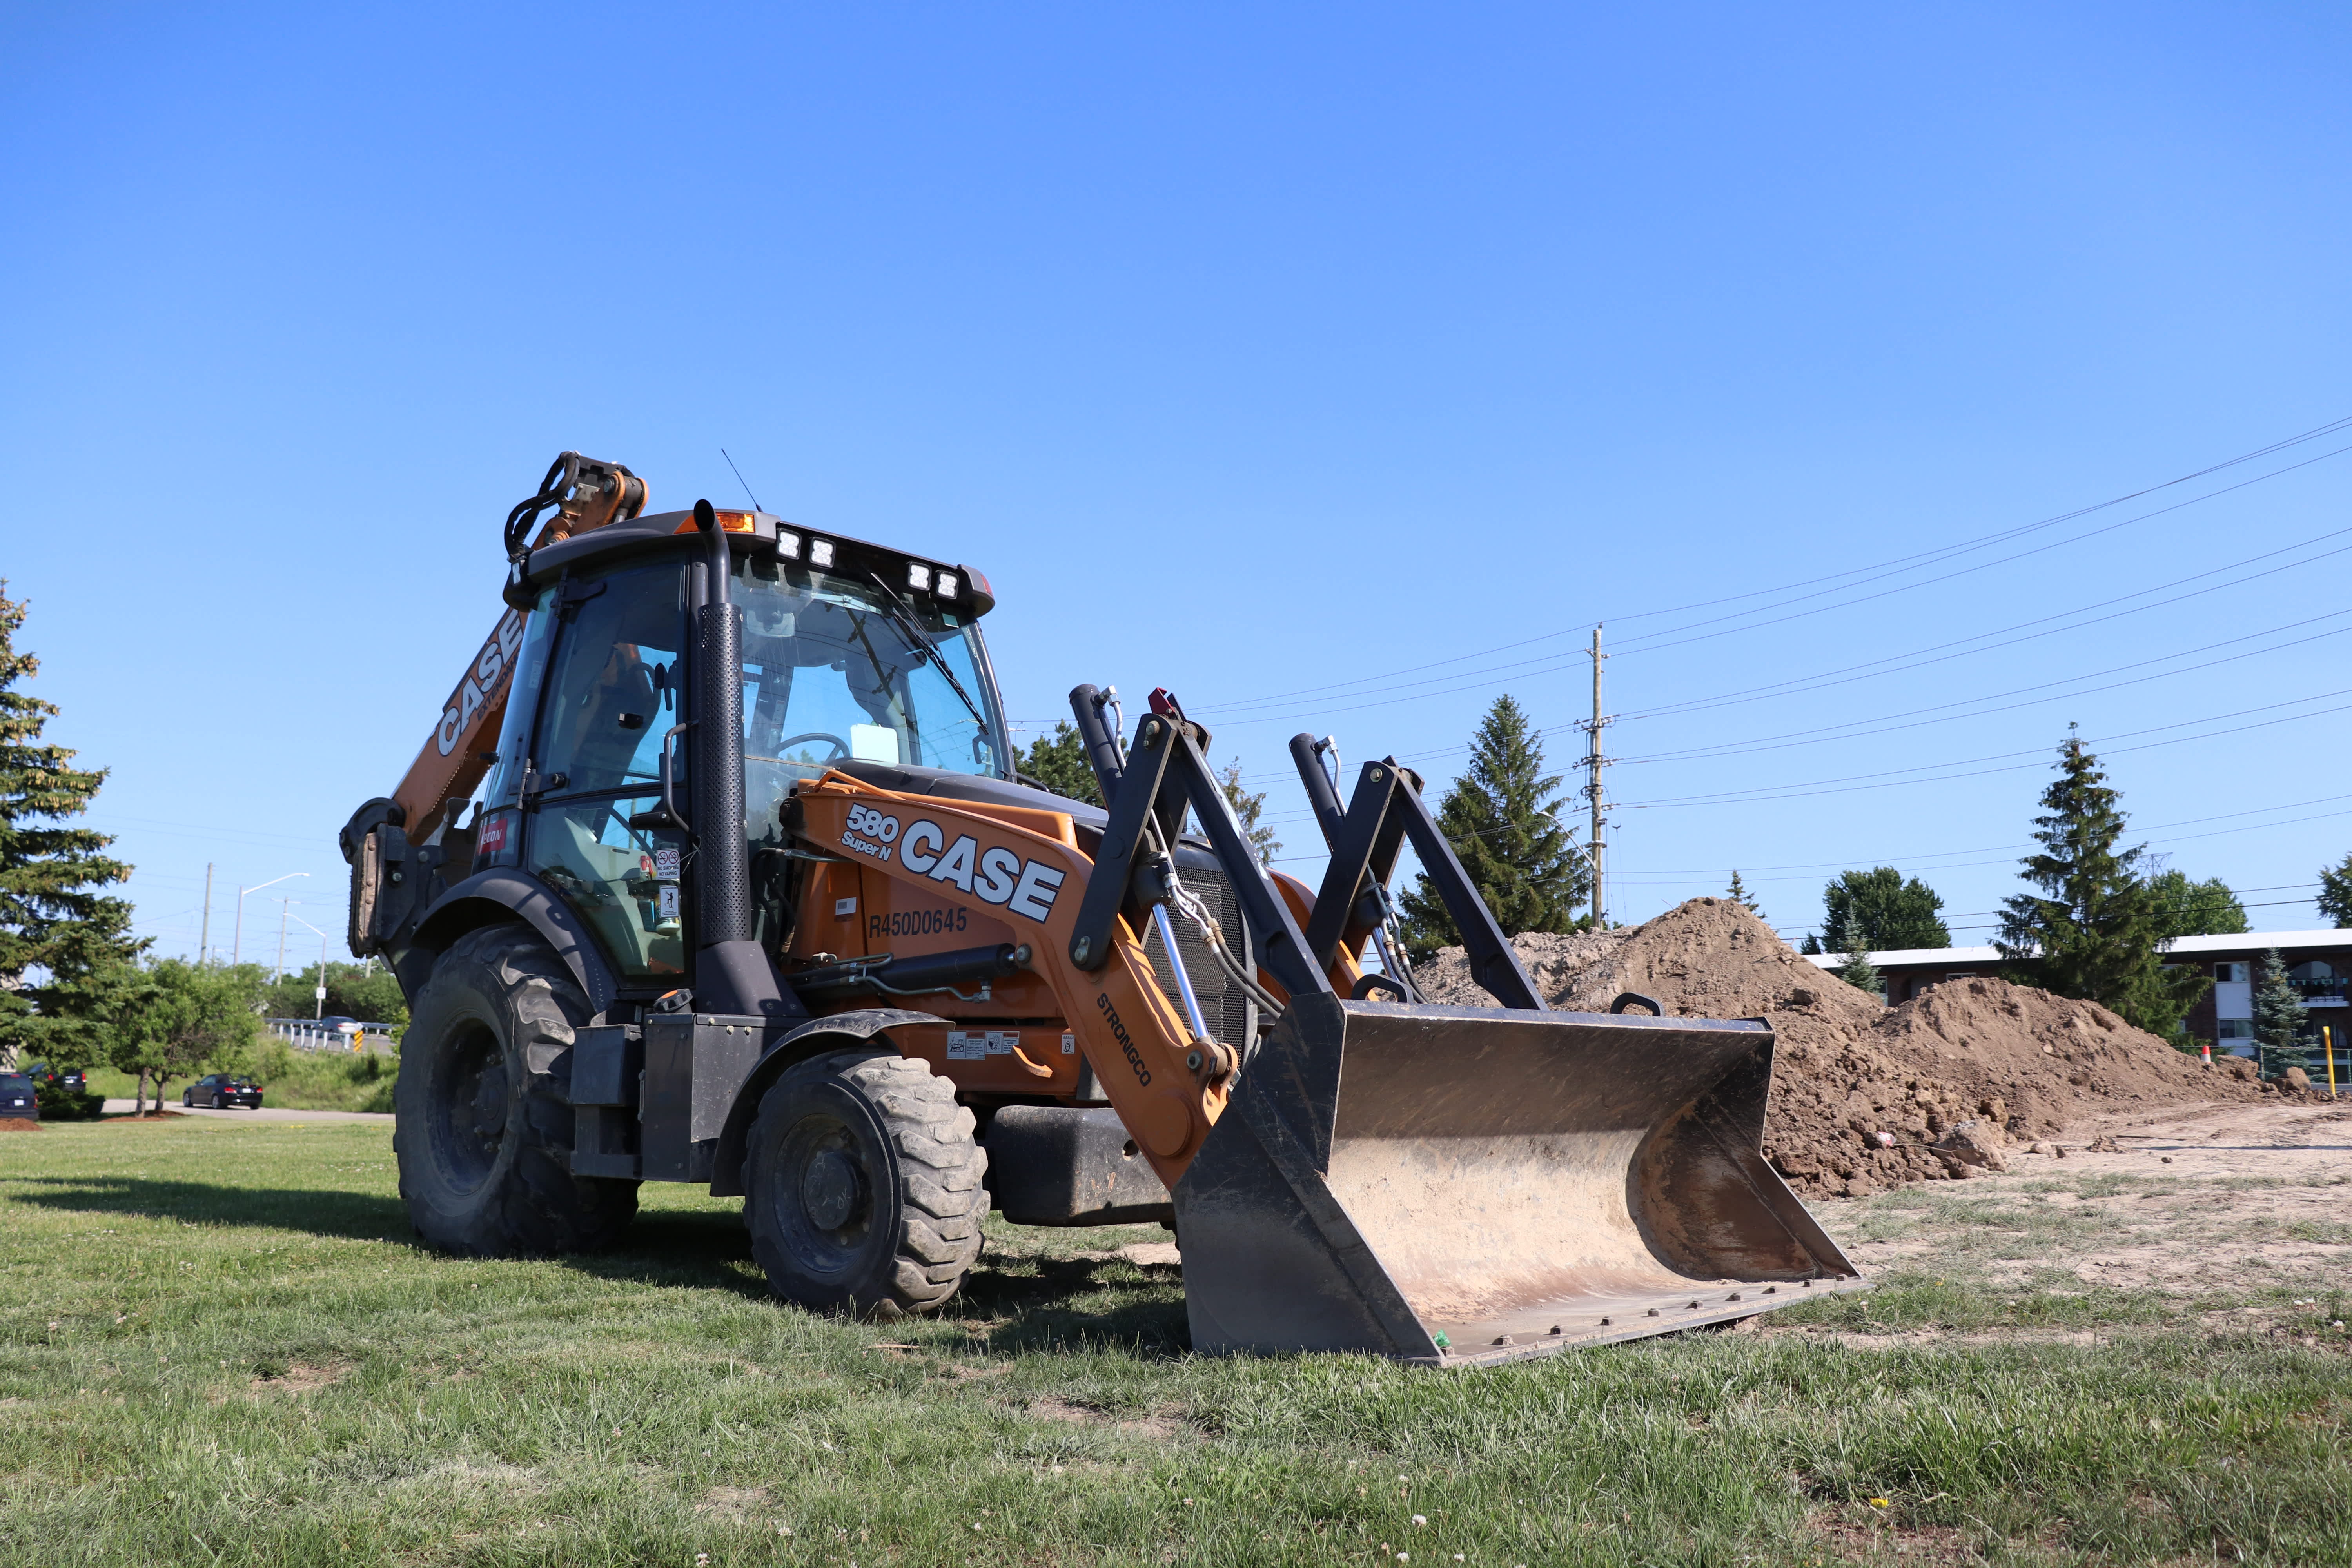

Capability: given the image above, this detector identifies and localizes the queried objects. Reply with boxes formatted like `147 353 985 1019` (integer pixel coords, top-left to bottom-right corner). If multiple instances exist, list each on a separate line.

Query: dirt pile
1413 897 2265 1197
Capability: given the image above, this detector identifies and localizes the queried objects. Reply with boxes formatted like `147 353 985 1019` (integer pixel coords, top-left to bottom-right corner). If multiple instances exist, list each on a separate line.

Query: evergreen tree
1820 867 1950 953
0 585 144 1070
1833 946 1883 999
1215 759 1280 867
2317 851 2352 928
1798 931 1822 955
1018 721 1103 807
1995 730 2207 1038
2252 947 2307 1079
1397 695 1587 957
1725 871 1763 918
2146 868 2248 940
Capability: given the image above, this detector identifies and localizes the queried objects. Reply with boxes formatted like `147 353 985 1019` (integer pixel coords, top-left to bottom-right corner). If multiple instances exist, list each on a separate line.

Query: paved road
102 1099 393 1125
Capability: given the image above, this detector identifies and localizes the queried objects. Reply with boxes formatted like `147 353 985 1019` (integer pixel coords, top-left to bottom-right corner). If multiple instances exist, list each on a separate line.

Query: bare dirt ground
1769 1096 2352 1345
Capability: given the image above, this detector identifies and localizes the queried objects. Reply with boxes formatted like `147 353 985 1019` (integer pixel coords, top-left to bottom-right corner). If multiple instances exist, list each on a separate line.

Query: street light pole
274 898 294 982
232 872 309 966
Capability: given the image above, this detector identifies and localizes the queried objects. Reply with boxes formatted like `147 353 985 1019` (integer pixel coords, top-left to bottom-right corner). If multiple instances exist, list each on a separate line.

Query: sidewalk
101 1100 394 1125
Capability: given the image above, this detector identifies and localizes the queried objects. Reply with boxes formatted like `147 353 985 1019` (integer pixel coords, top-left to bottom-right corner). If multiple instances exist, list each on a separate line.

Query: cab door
515 562 694 990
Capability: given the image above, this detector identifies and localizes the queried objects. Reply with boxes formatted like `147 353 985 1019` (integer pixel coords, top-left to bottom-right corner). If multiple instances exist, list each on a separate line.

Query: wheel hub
800 1147 864 1231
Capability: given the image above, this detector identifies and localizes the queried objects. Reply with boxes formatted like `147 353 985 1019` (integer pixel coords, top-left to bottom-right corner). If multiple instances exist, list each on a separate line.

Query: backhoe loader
344 452 1861 1364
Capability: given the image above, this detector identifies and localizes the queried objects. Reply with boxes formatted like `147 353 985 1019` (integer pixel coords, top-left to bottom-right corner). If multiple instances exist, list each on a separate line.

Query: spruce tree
1833 946 1883 999
1215 759 1280 867
0 585 143 1069
1398 695 1587 957
2252 947 2307 1080
1725 871 1763 918
1995 729 2206 1038
2317 851 2352 928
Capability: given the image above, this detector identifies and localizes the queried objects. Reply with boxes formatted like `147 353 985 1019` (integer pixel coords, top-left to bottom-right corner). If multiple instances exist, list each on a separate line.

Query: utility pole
1579 625 1610 928
274 898 293 982
198 862 214 965
232 884 245 966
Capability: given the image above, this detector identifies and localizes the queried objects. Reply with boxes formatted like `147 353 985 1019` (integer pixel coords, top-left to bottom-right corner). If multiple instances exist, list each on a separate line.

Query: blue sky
5 2 2349 965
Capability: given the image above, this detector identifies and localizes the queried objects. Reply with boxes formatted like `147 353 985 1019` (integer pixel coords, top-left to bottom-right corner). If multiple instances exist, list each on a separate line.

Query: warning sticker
1062 1032 1076 1055
946 1030 1018 1060
653 847 681 880
656 886 680 920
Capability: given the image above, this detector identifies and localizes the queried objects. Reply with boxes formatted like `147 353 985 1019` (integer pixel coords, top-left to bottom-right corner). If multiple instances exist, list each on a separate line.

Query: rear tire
394 923 639 1256
742 1047 987 1320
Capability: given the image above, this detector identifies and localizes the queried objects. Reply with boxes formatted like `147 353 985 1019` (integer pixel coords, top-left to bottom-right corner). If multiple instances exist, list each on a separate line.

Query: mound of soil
0 1116 43 1132
1412 897 2265 1197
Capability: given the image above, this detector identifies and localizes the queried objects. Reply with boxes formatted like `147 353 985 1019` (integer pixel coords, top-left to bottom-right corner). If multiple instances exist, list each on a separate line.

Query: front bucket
1173 993 1865 1365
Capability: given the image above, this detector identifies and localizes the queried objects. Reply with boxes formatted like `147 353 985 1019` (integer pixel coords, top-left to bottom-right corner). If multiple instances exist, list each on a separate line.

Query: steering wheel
774 732 853 764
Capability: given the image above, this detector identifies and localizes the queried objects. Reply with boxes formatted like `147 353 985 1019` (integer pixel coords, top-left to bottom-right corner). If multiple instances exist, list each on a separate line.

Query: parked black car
25 1062 87 1093
182 1074 264 1110
1 1071 38 1120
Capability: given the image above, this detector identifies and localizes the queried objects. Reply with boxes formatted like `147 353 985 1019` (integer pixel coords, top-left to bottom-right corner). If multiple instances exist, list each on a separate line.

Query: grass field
4 1115 2348 1566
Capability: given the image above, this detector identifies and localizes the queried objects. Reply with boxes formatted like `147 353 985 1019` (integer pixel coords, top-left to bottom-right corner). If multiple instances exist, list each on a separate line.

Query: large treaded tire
742 1047 987 1320
394 923 638 1256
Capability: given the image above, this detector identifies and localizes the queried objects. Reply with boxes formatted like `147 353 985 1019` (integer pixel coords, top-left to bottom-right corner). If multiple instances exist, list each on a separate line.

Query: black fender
708 1007 945 1197
409 869 623 1017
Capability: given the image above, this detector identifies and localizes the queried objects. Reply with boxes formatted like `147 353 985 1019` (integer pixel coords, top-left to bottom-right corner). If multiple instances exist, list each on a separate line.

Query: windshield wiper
866 573 991 742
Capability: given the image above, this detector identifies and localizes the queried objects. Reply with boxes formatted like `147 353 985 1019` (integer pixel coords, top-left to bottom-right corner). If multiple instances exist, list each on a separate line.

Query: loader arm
788 772 1238 1187
380 453 650 840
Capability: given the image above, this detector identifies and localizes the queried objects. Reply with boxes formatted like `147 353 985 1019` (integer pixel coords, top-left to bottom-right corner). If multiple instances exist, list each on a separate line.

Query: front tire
394 923 638 1256
742 1047 987 1319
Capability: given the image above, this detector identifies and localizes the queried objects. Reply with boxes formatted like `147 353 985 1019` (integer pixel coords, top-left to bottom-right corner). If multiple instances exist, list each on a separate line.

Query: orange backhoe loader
344 453 1862 1364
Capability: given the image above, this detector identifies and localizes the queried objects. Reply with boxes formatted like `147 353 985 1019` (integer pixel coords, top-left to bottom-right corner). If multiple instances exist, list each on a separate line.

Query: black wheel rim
764 1109 882 1285
429 1020 509 1194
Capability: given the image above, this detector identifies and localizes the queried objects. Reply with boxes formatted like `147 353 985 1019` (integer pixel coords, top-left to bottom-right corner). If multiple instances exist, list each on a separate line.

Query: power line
1610 610 2352 768
1618 687 2352 809
1187 416 2352 722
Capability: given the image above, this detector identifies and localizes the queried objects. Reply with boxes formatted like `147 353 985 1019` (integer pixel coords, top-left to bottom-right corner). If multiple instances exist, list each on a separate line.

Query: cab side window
534 567 686 793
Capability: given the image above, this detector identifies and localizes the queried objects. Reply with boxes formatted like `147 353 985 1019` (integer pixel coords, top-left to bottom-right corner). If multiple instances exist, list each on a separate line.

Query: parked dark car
0 1071 38 1120
182 1074 264 1110
25 1062 87 1093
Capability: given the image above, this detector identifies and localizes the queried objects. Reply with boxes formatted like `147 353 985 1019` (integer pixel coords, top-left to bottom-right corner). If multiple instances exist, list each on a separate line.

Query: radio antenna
720 448 764 512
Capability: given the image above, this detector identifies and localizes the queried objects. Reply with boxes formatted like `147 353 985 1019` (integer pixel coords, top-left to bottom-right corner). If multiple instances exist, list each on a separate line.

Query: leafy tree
261 960 410 1029
1018 721 1102 808
1397 695 1588 958
2317 851 2352 928
1995 730 2207 1039
2146 868 2248 941
2252 947 2307 1078
103 959 265 1112
0 584 145 1071
1820 867 1950 954
1833 946 1883 999
1215 760 1280 867
1725 871 1763 918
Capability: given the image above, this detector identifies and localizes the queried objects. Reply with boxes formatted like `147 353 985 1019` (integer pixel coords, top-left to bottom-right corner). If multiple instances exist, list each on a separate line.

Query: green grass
4 1122 2350 1566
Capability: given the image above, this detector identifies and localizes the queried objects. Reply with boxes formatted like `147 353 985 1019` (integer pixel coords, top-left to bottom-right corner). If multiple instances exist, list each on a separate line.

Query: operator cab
474 509 1013 995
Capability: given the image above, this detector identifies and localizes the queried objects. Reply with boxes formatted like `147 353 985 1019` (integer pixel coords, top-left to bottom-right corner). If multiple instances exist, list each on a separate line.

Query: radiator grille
1141 855 1257 1047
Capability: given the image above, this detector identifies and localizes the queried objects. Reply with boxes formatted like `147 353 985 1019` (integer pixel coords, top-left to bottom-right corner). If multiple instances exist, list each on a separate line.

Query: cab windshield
735 558 1005 844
